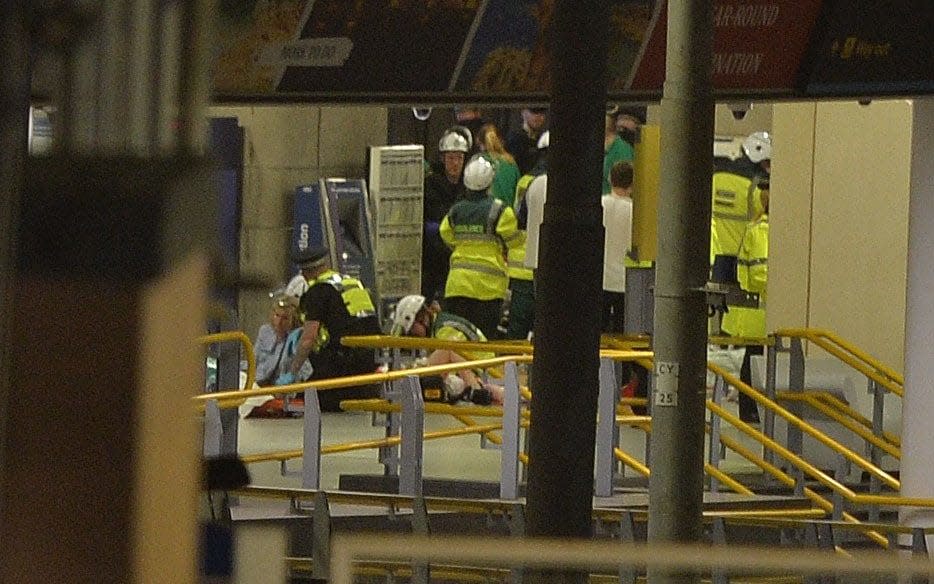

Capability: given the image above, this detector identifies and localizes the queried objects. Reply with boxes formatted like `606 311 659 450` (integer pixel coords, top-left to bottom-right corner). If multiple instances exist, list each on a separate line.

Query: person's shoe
467 386 493 406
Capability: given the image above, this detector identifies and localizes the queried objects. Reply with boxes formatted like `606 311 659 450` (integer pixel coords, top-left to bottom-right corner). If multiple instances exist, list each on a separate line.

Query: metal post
595 358 619 498
216 322 240 457
525 4 609 580
398 375 424 497
379 348 404 477
787 338 806 486
203 400 223 458
764 341 779 467
301 388 323 489
0 1 30 528
708 376 726 493
646 2 714 584
869 379 884 523
500 361 521 500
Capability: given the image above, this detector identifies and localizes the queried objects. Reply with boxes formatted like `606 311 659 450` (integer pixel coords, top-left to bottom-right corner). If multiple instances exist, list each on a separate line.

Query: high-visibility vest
710 171 765 258
721 214 768 338
312 270 376 318
432 311 494 362
505 173 539 282
440 196 523 300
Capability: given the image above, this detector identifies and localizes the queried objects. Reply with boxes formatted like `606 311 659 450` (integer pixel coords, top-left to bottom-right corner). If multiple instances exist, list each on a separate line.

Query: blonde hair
478 123 515 165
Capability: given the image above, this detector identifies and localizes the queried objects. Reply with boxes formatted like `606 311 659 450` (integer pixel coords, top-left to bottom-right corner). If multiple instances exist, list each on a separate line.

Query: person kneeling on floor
278 245 381 412
391 294 503 405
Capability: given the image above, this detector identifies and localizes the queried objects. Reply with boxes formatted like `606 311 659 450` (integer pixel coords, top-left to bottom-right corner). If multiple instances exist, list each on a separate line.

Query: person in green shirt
603 110 635 194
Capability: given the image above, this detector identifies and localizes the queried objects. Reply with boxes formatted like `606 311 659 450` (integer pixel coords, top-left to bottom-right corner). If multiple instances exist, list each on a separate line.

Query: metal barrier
197 331 256 399
196 328 933 553
771 328 904 521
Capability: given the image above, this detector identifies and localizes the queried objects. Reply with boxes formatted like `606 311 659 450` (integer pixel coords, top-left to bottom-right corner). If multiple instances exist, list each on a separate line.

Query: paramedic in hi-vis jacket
440 155 524 339
710 131 771 286
720 184 770 424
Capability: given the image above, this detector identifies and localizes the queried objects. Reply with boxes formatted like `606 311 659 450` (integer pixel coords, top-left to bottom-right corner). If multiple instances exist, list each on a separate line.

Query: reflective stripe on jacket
313 270 376 318
432 311 493 361
721 214 768 338
440 196 523 300
710 171 765 258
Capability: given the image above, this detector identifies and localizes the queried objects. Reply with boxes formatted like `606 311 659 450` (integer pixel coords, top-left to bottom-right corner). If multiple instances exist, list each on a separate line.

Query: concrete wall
207 105 388 341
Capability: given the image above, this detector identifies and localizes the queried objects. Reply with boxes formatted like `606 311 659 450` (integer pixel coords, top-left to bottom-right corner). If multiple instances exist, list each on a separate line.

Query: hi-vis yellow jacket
721 214 769 338
440 196 523 301
710 171 765 259
506 173 537 282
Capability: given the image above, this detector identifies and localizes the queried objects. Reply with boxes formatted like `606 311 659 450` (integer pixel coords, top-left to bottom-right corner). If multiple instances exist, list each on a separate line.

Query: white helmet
463 155 495 192
284 273 309 299
438 129 470 153
537 130 550 150
391 294 426 335
742 131 772 163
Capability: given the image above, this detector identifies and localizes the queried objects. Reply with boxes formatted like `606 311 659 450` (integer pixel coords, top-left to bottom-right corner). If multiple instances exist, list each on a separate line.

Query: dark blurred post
0 0 30 540
2 2 216 582
646 0 715 583
525 0 609 582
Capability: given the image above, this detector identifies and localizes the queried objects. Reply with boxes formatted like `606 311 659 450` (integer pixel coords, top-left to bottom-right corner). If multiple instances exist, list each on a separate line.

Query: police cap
294 245 330 269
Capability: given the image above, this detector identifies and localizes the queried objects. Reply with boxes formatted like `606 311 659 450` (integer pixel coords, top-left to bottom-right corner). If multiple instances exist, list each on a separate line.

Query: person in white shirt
601 160 634 333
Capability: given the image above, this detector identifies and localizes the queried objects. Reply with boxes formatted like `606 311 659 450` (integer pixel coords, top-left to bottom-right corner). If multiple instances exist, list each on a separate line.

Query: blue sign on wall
291 183 328 274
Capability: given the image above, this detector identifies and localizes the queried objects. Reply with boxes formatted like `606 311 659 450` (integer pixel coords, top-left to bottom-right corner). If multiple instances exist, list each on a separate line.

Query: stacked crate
367 145 425 307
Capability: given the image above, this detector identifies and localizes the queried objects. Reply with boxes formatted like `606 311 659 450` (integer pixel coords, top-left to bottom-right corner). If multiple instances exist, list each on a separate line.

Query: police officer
280 245 380 411
721 185 770 423
440 155 523 338
710 131 771 285
423 127 470 302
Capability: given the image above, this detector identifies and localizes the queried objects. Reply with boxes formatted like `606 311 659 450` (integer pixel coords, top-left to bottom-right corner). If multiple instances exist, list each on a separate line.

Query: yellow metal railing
778 391 901 459
775 328 903 397
708 362 899 490
198 331 256 391
193 354 535 410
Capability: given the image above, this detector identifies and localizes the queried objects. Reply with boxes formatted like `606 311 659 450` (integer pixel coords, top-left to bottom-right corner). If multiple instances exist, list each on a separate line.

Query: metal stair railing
771 328 904 521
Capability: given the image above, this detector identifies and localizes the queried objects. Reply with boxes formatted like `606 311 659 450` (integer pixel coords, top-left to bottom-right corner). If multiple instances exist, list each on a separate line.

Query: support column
899 98 934 542
525 0 609 582
646 1 714 584
0 0 29 533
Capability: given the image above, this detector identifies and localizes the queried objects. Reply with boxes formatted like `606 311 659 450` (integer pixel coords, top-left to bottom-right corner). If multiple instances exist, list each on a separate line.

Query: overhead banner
212 0 931 101
805 0 934 95
629 0 824 94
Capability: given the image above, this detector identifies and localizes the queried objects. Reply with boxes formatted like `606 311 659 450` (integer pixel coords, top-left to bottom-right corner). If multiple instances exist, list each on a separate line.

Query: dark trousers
506 279 535 340
442 296 503 340
739 345 764 422
309 347 379 412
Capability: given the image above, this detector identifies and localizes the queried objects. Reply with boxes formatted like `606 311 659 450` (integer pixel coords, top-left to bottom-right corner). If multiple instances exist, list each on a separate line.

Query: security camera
412 107 432 121
728 103 751 120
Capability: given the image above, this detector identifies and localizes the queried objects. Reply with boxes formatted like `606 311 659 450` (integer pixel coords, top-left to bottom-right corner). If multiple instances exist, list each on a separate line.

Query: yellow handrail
198 331 256 391
450 413 530 466
613 447 650 477
708 362 900 490
193 354 534 408
813 392 901 447
709 401 888 547
618 417 753 496
778 392 901 459
239 423 505 465
774 328 904 395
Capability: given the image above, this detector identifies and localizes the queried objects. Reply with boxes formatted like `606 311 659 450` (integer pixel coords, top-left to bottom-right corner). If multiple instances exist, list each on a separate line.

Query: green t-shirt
485 154 521 207
603 135 634 194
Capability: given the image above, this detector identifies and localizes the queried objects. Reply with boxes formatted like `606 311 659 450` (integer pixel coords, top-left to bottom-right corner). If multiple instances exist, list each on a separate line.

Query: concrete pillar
899 98 934 538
